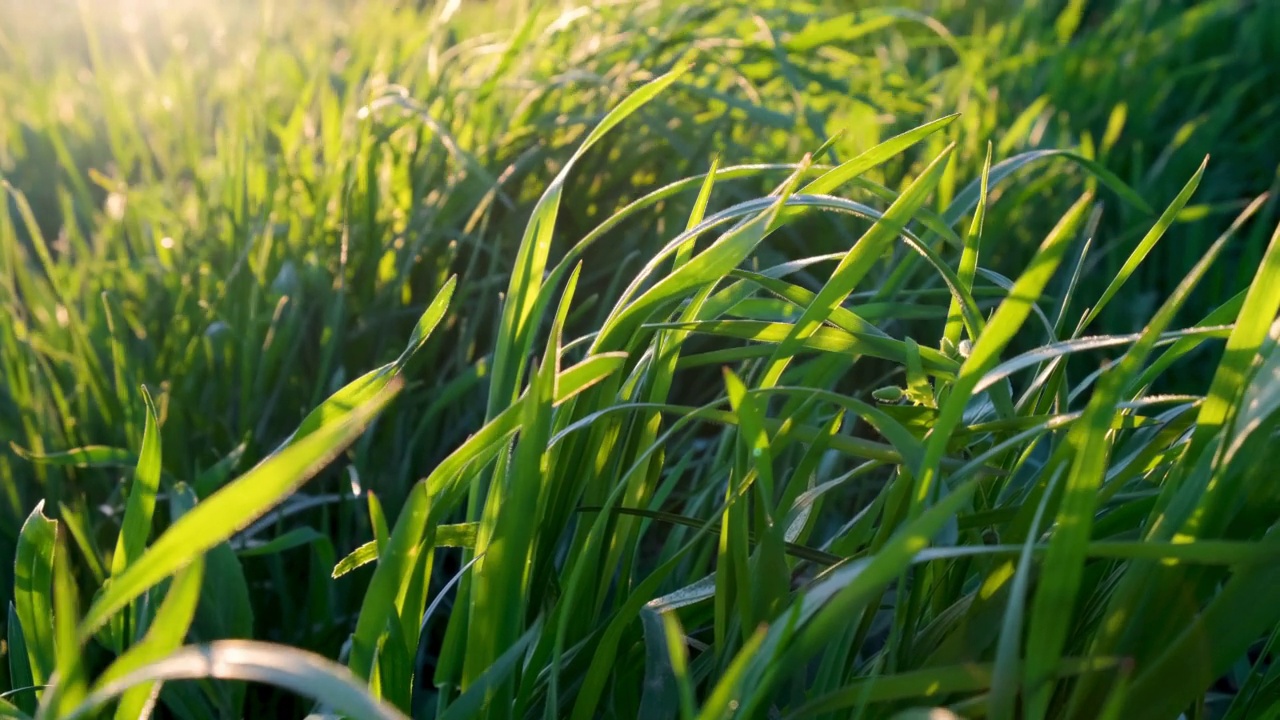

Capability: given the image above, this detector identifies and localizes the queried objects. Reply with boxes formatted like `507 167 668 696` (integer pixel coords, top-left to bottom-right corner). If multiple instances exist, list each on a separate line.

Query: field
2 0 1280 718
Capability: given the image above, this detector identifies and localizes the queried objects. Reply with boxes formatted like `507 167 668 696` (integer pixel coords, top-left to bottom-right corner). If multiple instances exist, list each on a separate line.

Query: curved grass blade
488 65 688 416
913 193 1096 510
596 159 810 354
7 445 135 468
975 325 1234 395
943 148 1151 226
1023 213 1237 719
61 641 409 720
655 320 958 378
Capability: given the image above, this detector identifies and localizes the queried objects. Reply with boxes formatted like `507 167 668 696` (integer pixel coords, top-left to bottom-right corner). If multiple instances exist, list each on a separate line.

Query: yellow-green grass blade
1076 157 1208 334
331 523 479 579
758 145 955 390
106 387 162 654
461 268 576 701
1179 213 1280 534
13 503 57 693
38 532 86 720
78 374 404 641
945 142 992 345
795 115 958 201
1022 208 1236 718
6 445 134 468
347 353 627 680
654 320 958 379
914 193 1095 512
99 558 204 720
727 270 892 338
942 148 1152 227
488 64 688 416
787 657 1117 718
1067 200 1278 715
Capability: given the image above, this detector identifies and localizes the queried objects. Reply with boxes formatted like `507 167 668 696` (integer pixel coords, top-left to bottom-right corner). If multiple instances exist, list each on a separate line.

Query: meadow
2 0 1280 717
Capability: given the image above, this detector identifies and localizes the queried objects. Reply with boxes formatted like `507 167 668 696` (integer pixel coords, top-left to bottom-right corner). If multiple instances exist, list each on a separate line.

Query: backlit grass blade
461 272 570 704
96 558 204 720
333 542 378 579
942 148 1152 226
39 532 86 719
975 325 1234 395
596 159 811 354
5 445 135 468
13 503 57 693
1023 214 1236 719
655 320 958 378
395 275 456 367
61 641 409 720
728 270 891 338
914 193 1095 511
488 64 688 416
1183 213 1280 497
106 386 162 653
1065 201 1279 715
783 659 1113 717
945 142 991 345
759 144 956 389
1077 157 1208 334
331 523 478 578
796 115 957 199
1131 288 1248 392
165 484 252 715
7 604 37 716
347 354 627 681
78 375 404 640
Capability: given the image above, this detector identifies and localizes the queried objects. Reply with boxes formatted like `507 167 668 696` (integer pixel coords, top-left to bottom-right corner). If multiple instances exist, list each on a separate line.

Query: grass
2 0 1279 718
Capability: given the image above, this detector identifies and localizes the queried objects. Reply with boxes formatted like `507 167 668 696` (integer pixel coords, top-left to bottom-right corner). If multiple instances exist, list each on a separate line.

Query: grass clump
3 0 1280 718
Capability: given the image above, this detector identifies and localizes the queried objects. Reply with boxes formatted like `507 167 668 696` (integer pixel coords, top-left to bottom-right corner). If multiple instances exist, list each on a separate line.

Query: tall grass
2 0 1278 718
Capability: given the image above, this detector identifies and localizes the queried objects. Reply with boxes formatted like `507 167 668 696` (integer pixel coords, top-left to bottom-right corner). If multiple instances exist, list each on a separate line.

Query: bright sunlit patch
105 192 127 221
979 560 1015 600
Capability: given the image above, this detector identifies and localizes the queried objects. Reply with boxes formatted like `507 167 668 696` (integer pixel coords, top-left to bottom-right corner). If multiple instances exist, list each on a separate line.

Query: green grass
3 0 1279 718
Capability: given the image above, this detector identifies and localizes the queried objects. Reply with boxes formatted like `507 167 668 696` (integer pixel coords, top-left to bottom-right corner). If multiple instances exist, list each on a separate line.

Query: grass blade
78 375 404 640
62 641 408 720
13 503 57 692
